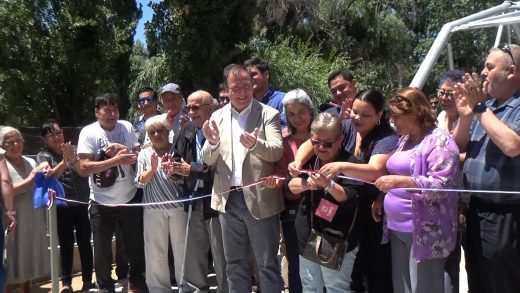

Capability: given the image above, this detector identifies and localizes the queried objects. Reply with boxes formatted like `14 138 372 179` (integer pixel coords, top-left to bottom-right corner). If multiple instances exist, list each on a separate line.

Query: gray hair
144 115 171 133
310 112 343 138
0 126 23 146
282 89 315 135
212 98 219 110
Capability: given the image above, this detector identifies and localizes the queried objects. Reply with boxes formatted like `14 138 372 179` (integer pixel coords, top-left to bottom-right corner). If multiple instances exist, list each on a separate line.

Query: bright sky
135 0 160 46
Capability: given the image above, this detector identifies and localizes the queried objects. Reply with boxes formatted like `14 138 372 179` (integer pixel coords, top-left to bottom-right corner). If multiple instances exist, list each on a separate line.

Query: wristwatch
324 180 336 194
473 102 487 114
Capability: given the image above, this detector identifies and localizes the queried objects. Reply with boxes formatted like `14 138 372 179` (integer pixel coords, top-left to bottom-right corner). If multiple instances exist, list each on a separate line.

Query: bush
240 35 352 106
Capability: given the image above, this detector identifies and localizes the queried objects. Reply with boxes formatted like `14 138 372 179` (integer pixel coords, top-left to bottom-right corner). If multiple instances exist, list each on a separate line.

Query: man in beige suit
201 64 284 292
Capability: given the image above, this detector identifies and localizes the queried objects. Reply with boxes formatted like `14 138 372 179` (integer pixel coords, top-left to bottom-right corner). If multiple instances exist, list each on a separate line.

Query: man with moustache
453 44 520 293
77 94 147 293
169 90 228 293
201 64 284 292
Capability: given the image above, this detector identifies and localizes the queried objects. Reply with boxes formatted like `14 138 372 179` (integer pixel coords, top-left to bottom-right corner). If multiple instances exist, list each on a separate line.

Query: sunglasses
184 103 211 112
310 138 338 148
498 43 516 67
436 89 455 99
138 96 155 106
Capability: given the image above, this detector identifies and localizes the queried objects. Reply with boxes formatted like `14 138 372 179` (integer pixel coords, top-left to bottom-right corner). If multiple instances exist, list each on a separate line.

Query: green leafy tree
0 0 140 126
145 0 256 94
239 35 352 105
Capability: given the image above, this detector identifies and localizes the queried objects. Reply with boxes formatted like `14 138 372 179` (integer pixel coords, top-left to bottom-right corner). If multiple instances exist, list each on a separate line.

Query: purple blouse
383 128 460 261
384 147 415 232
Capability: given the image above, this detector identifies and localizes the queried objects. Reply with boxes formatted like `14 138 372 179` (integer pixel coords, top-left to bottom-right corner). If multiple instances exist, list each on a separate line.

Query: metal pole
447 43 455 70
410 1 514 88
48 204 60 292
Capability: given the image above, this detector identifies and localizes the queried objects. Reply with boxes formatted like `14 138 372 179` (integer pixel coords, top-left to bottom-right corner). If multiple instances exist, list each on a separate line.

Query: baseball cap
161 83 181 95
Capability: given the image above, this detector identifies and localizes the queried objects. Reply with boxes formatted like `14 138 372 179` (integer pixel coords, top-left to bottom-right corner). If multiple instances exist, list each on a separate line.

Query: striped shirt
135 145 184 208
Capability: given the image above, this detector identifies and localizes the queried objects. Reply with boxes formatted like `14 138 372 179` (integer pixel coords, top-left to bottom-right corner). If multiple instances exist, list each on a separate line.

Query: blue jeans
299 246 358 293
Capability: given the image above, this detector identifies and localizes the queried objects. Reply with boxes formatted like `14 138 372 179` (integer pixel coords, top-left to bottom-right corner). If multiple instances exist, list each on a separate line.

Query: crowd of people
0 44 519 293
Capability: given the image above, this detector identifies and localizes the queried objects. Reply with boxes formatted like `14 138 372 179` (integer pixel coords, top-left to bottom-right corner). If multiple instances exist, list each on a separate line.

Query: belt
230 186 243 191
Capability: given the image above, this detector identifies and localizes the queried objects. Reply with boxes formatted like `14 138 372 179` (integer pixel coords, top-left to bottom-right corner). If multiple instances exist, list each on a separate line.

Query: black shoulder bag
301 159 359 270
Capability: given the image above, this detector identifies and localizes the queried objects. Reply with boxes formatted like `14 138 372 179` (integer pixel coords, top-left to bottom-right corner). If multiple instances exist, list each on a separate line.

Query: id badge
314 198 338 222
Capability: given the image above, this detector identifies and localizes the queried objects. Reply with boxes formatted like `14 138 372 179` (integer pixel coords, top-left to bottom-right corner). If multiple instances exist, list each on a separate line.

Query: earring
377 119 381 126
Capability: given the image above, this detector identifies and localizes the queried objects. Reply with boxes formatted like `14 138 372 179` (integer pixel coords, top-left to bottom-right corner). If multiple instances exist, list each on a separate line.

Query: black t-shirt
36 148 90 203
293 149 379 253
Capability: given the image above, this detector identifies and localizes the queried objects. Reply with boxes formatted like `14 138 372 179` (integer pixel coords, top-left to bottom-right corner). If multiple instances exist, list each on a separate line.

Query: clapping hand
453 72 487 114
114 148 137 165
202 120 220 145
240 128 258 149
61 141 76 165
150 152 159 172
170 158 191 177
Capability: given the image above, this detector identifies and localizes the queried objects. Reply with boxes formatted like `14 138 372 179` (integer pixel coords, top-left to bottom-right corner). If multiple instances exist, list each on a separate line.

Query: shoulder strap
344 206 358 243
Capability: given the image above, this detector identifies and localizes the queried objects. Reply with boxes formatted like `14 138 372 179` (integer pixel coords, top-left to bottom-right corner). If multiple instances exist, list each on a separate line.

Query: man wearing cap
202 64 284 293
244 57 286 128
134 86 161 147
160 83 187 144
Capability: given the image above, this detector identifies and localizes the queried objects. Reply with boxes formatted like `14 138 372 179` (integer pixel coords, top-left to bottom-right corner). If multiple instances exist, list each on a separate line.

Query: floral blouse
383 128 460 261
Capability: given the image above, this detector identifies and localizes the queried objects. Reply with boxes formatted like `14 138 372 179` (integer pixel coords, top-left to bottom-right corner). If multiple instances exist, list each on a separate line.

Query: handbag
301 158 359 270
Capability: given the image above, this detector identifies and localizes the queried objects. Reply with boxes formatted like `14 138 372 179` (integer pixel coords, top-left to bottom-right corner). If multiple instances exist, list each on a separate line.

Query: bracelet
5 211 16 216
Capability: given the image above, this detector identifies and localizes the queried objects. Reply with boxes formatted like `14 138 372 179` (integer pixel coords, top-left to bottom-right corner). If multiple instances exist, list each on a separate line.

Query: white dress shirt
230 101 253 187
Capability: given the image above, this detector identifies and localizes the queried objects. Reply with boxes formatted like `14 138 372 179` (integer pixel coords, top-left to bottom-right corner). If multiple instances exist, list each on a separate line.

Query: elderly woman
288 112 377 293
264 88 315 292
374 87 459 293
0 126 49 293
36 121 94 293
436 70 465 134
134 115 186 293
289 89 398 292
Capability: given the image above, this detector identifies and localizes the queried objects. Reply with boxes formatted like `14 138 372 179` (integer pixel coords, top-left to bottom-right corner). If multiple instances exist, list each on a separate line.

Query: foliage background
0 0 511 127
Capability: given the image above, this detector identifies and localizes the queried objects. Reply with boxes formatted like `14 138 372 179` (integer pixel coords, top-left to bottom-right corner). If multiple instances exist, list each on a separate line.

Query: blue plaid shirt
463 89 520 203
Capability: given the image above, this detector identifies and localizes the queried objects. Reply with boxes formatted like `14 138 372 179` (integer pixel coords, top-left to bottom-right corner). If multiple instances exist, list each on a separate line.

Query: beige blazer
201 99 284 219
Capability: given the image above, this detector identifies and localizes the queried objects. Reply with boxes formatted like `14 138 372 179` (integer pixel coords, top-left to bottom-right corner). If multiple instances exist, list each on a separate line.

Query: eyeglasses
138 96 155 106
184 103 211 112
498 43 516 67
45 130 63 138
436 89 455 99
310 138 338 148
